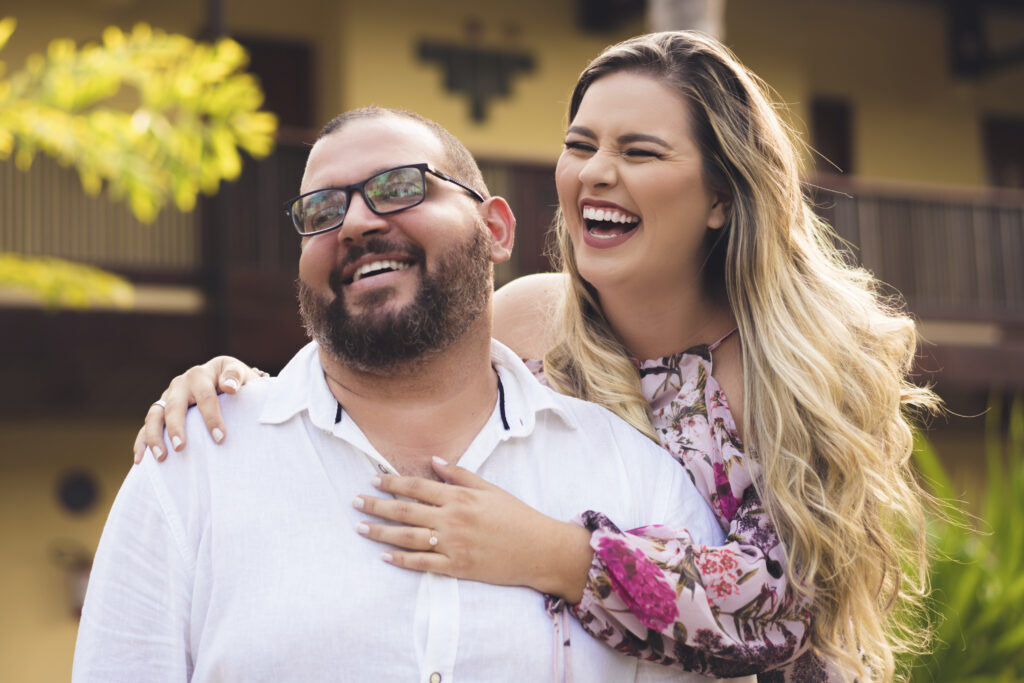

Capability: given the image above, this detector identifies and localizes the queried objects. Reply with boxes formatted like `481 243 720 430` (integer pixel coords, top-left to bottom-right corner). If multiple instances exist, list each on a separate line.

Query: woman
137 32 937 681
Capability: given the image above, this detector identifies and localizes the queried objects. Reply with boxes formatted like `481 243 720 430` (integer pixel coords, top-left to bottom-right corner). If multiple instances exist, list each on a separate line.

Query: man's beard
297 228 493 373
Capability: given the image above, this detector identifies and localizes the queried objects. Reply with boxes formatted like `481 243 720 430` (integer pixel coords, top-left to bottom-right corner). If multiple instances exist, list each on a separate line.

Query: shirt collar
259 339 579 436
487 339 578 437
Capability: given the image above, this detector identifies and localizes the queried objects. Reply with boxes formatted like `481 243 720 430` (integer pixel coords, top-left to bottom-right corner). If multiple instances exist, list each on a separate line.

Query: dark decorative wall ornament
417 39 535 123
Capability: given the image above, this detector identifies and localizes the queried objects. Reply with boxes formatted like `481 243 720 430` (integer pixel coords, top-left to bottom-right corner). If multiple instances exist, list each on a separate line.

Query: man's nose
336 192 390 243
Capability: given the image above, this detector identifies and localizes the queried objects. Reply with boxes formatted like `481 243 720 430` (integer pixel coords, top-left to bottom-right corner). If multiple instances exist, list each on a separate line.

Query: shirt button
429 673 441 683
377 463 388 473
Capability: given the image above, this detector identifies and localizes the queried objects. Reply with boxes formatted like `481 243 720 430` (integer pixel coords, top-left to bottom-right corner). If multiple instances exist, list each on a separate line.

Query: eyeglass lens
296 166 426 234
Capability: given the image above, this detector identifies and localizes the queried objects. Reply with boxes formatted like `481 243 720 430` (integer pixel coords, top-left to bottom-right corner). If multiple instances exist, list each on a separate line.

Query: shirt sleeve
72 459 194 683
565 420 819 678
568 492 817 678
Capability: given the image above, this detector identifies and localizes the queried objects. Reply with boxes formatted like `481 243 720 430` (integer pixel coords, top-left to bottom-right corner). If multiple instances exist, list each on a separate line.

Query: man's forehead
303 116 443 189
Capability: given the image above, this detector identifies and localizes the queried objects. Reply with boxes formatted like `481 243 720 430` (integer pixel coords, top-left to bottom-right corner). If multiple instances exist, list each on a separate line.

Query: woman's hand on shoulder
132 356 262 464
492 272 566 359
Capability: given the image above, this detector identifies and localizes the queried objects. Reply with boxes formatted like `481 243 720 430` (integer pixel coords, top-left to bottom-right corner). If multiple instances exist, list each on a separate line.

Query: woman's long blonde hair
543 31 939 681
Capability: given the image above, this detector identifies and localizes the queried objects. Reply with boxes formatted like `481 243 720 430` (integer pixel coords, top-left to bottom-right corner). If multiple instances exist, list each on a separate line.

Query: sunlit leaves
0 18 277 224
0 17 277 307
0 253 133 310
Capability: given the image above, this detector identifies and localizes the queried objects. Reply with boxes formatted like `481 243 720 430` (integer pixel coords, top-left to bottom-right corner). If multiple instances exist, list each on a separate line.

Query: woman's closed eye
623 148 663 159
564 140 597 154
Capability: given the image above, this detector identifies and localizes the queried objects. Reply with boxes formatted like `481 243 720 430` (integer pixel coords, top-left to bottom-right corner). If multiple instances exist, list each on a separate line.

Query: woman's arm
133 356 260 463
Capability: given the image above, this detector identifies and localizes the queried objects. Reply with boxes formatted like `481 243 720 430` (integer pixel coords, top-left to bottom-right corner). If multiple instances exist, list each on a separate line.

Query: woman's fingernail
171 435 183 450
355 522 369 535
352 496 364 510
432 456 448 466
371 476 382 488
212 428 225 443
381 553 394 564
152 445 164 460
224 378 240 392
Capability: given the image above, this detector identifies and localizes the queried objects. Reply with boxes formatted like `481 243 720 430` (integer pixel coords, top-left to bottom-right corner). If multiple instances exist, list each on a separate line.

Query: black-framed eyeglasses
284 163 485 236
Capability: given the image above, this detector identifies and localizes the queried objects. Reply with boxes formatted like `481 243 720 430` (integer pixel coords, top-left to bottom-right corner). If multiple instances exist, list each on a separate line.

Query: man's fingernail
212 428 224 443
224 378 240 392
171 435 183 450
432 456 448 466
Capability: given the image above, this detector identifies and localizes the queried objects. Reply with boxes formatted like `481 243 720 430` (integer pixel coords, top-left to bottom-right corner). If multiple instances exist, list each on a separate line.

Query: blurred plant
906 394 1024 681
0 17 277 308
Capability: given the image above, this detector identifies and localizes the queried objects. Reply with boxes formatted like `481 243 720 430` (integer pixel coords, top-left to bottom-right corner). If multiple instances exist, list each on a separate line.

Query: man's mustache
328 237 426 293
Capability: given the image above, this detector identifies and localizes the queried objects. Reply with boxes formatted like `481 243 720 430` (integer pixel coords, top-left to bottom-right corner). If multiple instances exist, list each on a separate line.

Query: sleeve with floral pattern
567 495 830 679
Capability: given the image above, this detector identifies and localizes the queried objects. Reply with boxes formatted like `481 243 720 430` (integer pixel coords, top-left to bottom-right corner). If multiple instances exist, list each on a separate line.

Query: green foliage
0 252 132 309
0 17 277 307
907 396 1024 681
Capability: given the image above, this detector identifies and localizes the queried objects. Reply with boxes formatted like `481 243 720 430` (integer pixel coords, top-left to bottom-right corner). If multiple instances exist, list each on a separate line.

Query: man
72 107 725 682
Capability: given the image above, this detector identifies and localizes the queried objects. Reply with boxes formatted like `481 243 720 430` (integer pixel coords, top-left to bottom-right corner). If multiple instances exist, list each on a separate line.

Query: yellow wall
5 0 1023 180
728 0 1024 186
0 419 139 683
333 0 644 162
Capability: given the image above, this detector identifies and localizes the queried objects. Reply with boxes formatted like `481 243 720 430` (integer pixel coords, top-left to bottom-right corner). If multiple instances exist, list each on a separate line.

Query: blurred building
1 0 1022 680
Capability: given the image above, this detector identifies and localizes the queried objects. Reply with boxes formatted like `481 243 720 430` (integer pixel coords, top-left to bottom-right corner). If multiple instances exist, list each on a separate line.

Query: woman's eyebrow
618 133 670 146
565 125 596 138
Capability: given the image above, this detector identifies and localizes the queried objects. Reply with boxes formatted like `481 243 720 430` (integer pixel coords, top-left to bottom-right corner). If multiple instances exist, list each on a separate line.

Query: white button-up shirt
73 340 728 683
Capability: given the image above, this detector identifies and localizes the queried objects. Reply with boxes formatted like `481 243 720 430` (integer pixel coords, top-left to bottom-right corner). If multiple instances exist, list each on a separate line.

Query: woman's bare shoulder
492 272 567 360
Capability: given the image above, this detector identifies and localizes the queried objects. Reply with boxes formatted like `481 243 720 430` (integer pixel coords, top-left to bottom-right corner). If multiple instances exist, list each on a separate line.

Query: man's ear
480 197 516 264
708 193 732 230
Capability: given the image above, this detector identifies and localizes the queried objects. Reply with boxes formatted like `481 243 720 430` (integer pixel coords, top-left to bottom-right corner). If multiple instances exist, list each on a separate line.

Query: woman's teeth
582 206 640 225
582 206 640 238
352 260 411 282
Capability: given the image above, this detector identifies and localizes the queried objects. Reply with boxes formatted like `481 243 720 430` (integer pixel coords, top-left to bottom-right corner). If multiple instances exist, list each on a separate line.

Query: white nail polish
171 435 183 449
212 428 224 443
355 523 369 535
352 497 364 510
224 378 240 392
381 553 394 564
371 476 382 488
152 445 164 459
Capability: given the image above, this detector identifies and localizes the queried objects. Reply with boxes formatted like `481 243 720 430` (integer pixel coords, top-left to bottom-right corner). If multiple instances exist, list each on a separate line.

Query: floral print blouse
528 332 831 681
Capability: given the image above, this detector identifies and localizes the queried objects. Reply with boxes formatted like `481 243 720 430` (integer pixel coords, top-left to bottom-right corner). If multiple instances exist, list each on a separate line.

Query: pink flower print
713 462 741 521
596 537 680 632
710 578 739 599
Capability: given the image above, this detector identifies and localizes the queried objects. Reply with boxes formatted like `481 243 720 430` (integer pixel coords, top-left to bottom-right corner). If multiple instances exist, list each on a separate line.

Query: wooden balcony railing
812 176 1024 324
3 147 1022 326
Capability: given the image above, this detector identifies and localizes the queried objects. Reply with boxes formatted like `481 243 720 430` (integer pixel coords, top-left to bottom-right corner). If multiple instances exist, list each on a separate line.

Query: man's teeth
582 206 640 225
352 260 411 282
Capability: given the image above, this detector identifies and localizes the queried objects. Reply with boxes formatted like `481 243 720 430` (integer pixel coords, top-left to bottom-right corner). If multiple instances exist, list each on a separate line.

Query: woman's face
555 71 727 297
